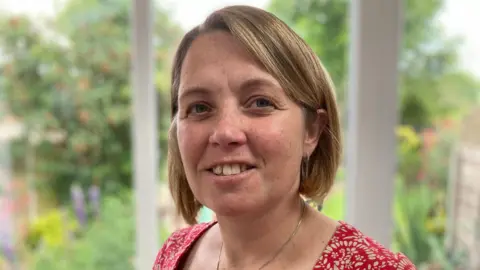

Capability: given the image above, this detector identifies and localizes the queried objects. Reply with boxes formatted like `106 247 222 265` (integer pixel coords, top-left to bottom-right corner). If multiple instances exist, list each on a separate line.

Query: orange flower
422 128 437 150
9 17 19 28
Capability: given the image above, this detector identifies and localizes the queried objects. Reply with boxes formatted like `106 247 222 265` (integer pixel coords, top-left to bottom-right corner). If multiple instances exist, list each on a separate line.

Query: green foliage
393 179 440 264
0 0 182 203
269 0 348 104
423 126 457 189
396 125 423 185
392 178 467 269
394 123 464 267
25 210 79 250
426 236 468 270
268 0 480 128
31 192 135 270
24 190 171 269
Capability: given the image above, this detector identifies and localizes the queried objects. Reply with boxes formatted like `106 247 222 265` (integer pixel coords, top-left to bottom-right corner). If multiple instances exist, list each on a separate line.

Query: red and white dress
153 221 416 270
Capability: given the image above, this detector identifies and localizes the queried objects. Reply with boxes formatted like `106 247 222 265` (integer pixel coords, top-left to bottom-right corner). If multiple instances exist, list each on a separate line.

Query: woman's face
176 31 319 216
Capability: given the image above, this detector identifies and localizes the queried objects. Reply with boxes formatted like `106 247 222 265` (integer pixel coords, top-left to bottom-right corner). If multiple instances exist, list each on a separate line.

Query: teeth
231 164 240 175
213 166 222 175
223 165 232 175
211 164 249 176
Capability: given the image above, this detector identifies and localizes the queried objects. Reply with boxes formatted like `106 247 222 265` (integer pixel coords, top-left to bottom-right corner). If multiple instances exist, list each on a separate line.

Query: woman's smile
204 165 257 187
208 163 254 176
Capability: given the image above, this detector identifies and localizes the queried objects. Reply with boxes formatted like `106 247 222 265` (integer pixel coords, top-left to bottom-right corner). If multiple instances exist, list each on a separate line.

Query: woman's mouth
208 164 256 176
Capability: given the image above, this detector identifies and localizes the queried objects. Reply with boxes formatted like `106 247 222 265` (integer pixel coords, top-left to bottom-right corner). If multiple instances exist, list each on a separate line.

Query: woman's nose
208 107 247 148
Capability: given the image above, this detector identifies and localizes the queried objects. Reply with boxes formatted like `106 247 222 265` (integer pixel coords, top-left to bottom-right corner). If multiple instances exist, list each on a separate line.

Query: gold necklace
216 201 306 270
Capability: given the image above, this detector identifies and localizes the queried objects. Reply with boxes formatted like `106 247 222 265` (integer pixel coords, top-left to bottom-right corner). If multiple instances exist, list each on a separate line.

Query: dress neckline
174 220 346 269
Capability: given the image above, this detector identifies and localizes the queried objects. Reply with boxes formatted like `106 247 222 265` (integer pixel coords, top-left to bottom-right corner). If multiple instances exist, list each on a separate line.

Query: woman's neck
215 195 306 269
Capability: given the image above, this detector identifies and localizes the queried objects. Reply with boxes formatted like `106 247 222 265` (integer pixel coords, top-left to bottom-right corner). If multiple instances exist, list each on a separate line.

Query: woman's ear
303 109 328 155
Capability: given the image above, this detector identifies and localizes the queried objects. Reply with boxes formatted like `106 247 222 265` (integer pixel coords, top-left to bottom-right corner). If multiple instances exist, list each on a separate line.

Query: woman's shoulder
315 221 416 269
152 222 216 270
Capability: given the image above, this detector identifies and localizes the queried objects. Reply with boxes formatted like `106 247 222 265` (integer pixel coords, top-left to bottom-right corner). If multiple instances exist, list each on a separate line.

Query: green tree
0 0 182 203
268 0 479 129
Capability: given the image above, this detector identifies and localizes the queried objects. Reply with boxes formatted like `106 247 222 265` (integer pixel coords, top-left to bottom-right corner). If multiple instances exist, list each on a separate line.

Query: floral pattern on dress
314 222 416 269
153 221 416 270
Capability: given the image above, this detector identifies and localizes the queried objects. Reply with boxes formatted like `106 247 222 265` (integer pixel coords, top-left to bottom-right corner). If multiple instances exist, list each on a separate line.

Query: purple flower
70 184 87 226
88 185 101 217
0 234 15 264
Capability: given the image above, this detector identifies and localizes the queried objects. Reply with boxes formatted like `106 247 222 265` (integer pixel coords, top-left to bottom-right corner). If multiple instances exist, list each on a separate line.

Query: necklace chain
216 201 306 270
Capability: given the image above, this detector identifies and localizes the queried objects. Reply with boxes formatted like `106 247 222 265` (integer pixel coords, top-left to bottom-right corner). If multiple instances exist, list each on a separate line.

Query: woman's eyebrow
178 77 281 103
178 86 210 103
238 77 280 92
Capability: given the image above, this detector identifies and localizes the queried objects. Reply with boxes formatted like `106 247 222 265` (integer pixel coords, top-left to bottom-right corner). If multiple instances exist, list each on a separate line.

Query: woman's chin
208 197 264 219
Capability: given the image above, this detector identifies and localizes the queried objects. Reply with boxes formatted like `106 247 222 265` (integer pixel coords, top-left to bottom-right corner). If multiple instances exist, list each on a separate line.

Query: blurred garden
0 0 479 269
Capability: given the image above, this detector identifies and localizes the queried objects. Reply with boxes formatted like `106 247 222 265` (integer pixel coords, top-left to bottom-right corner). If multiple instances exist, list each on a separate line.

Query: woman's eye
188 103 210 115
250 98 274 108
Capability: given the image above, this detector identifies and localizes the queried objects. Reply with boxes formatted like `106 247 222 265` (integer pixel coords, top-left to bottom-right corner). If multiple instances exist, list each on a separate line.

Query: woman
153 5 416 270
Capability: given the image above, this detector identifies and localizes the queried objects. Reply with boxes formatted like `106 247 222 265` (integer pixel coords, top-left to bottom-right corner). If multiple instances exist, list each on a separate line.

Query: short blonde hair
168 5 342 224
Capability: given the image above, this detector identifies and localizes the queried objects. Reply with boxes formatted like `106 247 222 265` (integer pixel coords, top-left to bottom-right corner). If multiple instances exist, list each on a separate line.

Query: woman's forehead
181 32 255 74
178 32 278 94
